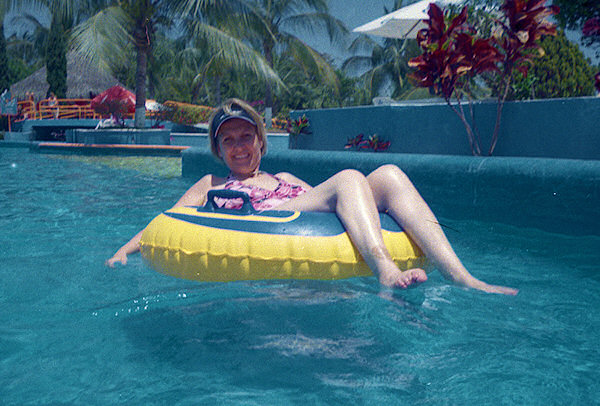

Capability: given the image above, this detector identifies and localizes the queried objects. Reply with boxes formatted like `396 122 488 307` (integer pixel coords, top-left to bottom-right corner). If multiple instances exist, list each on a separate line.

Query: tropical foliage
0 22 8 92
70 0 284 127
553 0 600 92
237 0 347 111
343 34 423 100
344 133 390 152
45 14 67 97
343 0 423 101
408 0 559 156
0 0 13 92
161 101 213 126
553 0 600 51
500 29 597 100
1 0 597 129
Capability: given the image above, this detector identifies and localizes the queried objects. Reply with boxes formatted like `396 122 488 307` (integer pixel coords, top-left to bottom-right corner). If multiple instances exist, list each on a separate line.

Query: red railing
15 98 284 129
16 98 161 121
17 98 101 121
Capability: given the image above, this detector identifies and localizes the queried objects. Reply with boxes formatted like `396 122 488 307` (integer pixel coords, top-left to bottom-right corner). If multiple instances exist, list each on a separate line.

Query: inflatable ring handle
204 189 257 214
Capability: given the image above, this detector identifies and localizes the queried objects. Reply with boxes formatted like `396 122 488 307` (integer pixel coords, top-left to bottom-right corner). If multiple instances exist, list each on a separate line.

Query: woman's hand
105 230 145 267
105 250 128 267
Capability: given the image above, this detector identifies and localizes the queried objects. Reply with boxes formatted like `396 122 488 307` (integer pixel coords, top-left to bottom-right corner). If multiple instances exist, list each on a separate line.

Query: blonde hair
208 98 267 161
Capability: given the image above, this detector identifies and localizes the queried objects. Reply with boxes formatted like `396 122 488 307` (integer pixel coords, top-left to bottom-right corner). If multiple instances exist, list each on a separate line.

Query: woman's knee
335 168 369 186
369 164 410 185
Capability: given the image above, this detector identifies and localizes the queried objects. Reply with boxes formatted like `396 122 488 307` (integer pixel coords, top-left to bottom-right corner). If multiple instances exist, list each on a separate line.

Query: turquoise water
1 148 599 405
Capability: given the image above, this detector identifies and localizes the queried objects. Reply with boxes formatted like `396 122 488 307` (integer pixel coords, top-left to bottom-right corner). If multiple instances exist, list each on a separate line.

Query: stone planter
68 128 171 145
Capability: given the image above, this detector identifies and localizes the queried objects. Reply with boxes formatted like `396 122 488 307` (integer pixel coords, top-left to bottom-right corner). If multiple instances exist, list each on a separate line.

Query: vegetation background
0 0 598 130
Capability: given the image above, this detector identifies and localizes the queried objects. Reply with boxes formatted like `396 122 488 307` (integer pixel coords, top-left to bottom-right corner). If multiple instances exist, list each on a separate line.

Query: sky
302 0 398 65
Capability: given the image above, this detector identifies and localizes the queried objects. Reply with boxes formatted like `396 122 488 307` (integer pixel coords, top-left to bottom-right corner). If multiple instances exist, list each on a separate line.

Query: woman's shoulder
184 174 228 197
174 174 227 207
193 174 227 187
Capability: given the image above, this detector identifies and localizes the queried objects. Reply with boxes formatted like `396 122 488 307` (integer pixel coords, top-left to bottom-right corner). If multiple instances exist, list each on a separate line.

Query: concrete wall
171 133 290 150
290 97 600 160
67 129 171 145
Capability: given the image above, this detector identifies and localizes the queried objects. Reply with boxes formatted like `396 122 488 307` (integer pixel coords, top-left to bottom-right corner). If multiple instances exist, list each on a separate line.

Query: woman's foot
477 283 519 296
380 267 428 289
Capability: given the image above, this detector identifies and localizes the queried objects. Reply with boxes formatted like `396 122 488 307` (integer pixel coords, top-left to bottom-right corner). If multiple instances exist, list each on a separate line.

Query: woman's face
217 118 263 177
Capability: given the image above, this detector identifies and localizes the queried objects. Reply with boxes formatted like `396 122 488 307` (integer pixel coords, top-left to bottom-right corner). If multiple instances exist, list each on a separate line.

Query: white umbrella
145 99 161 111
353 0 464 39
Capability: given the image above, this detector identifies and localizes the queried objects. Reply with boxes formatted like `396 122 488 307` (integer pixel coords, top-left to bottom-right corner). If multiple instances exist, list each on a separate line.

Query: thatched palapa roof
10 51 126 100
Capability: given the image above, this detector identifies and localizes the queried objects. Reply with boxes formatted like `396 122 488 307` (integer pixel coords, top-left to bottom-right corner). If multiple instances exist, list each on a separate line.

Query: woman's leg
366 165 518 295
275 169 427 288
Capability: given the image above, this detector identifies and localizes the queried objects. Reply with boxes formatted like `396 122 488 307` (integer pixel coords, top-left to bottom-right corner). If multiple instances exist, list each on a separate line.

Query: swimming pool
1 147 599 405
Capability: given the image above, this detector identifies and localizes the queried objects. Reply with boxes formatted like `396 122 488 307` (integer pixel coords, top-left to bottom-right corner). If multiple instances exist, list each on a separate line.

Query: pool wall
183 148 600 236
290 96 600 160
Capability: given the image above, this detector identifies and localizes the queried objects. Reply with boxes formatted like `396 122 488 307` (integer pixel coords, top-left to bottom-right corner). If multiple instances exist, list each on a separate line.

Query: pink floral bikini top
214 172 307 211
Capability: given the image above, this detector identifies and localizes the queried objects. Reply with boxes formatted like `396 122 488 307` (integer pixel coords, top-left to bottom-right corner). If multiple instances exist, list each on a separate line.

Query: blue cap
210 103 258 140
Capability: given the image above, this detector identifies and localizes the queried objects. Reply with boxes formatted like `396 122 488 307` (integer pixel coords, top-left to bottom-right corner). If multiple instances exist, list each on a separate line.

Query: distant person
48 92 59 119
107 98 518 295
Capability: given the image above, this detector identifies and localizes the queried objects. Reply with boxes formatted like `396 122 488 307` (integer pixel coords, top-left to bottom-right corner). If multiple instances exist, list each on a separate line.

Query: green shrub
162 102 213 125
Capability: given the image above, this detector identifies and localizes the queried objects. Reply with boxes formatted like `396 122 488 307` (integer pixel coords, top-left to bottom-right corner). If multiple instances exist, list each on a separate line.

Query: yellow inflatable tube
140 190 426 282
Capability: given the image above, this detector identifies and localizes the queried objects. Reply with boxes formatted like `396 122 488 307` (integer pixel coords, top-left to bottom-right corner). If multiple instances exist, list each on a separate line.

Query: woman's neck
229 169 262 181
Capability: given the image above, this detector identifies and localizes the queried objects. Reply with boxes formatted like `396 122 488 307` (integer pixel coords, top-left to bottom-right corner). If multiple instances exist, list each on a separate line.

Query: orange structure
17 98 103 121
16 97 168 122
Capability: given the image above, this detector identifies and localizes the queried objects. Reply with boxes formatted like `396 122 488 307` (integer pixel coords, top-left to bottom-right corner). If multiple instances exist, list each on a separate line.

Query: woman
107 99 518 295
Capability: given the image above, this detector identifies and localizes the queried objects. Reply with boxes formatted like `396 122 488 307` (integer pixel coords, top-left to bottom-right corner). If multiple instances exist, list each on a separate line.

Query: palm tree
342 0 422 101
7 13 50 65
70 0 284 128
0 0 23 91
0 4 9 91
10 0 110 97
234 0 348 112
343 34 422 101
179 5 284 106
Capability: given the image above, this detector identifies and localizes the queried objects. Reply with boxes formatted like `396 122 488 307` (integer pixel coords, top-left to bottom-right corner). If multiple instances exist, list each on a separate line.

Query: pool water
1 148 599 405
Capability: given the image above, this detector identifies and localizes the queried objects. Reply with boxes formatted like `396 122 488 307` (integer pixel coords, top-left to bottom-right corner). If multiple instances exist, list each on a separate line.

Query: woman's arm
105 174 216 267
172 174 215 207
105 230 144 267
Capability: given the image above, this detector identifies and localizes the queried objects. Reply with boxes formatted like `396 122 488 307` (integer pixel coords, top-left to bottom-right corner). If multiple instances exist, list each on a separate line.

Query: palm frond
282 12 348 44
286 36 340 93
188 21 285 91
348 34 380 55
341 55 374 74
69 6 132 73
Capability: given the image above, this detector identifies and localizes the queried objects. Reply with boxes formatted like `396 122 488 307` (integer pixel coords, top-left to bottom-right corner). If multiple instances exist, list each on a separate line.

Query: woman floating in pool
107 98 518 295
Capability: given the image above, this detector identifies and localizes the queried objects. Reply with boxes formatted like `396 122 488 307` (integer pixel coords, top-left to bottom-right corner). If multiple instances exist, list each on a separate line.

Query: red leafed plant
344 133 391 152
286 115 311 149
408 0 558 156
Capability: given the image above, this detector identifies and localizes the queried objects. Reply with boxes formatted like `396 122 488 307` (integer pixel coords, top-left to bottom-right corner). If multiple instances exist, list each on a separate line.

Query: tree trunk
134 25 149 129
46 17 67 98
263 40 274 112
0 23 9 92
489 73 512 156
134 45 147 128
214 75 222 105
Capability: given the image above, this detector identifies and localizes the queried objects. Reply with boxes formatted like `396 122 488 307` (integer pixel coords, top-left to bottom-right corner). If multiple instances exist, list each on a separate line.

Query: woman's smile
217 119 263 178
